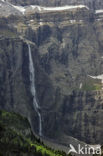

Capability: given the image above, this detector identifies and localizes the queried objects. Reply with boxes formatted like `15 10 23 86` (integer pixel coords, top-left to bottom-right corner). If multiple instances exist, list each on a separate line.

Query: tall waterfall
28 44 42 136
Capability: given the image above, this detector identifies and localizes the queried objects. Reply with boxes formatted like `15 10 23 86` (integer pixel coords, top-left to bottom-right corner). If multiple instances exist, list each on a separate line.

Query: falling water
28 44 42 136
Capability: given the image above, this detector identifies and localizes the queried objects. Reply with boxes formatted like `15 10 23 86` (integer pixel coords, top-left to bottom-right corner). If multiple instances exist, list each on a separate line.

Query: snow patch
0 2 89 16
88 74 103 83
28 5 89 12
70 20 76 24
30 19 34 22
41 5 89 11
13 5 26 14
40 22 43 25
69 20 83 24
96 10 103 14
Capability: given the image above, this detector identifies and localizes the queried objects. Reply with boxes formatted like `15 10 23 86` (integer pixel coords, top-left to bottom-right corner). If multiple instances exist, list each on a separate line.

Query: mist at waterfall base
28 44 42 136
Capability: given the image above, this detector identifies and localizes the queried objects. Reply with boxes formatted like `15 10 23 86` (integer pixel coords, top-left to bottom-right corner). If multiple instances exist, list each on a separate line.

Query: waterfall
28 44 42 136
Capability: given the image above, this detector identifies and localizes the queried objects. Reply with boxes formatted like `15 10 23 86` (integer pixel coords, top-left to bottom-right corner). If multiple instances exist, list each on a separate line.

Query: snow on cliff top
0 0 89 16
89 74 103 83
11 4 89 15
96 10 103 14
12 5 26 14
30 5 89 12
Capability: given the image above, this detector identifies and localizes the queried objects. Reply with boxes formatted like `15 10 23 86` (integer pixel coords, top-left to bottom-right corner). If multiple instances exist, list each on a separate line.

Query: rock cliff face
0 1 103 146
0 37 37 127
61 91 103 144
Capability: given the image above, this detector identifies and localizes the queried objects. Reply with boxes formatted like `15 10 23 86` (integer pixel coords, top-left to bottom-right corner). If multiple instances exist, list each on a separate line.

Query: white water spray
28 44 42 136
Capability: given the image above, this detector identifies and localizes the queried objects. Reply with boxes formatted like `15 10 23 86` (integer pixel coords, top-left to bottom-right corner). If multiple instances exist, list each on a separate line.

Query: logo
68 144 101 155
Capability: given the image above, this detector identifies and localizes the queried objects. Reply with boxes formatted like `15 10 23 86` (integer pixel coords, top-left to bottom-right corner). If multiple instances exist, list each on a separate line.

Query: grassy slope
0 110 71 156
79 78 102 91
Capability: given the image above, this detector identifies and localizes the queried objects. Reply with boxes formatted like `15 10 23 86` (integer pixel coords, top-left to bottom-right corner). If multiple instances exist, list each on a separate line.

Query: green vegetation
0 28 17 38
0 110 70 156
81 78 102 91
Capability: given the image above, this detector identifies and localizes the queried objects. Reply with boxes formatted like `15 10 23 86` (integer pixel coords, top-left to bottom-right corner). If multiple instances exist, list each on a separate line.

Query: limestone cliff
0 1 103 147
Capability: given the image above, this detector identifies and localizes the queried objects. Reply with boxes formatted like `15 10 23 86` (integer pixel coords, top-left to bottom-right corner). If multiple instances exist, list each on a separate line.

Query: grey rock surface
0 0 103 147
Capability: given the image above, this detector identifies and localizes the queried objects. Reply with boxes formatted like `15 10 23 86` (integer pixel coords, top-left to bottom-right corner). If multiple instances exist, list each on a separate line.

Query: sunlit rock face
0 0 103 146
